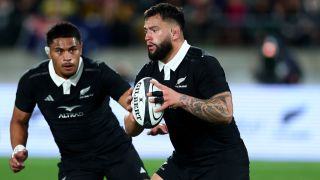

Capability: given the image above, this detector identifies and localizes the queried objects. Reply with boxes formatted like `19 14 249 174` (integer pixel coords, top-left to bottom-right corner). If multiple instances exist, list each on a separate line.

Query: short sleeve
197 56 230 98
15 73 36 113
99 62 131 101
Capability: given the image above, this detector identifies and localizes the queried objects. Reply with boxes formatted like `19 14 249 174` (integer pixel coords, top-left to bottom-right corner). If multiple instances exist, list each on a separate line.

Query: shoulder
82 57 101 71
186 46 222 68
20 60 50 81
82 57 114 74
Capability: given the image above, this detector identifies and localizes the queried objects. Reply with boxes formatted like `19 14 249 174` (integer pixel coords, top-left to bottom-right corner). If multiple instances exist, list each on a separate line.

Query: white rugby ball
131 77 164 128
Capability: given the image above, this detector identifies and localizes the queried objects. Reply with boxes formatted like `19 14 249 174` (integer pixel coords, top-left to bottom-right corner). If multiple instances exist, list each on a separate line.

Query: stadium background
1 0 320 179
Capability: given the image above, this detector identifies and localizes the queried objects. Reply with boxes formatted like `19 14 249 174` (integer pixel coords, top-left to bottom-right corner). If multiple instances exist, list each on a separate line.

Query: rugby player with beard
125 3 250 180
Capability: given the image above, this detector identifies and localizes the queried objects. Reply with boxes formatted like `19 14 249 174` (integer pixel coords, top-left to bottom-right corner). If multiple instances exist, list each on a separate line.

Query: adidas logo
44 95 54 101
140 167 146 174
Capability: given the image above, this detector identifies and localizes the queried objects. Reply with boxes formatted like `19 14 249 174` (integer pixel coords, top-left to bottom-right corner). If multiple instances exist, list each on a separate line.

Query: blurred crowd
1 0 316 85
1 0 319 52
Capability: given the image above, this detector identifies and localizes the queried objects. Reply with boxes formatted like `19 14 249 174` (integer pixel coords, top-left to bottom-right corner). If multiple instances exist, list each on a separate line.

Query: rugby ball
131 77 164 128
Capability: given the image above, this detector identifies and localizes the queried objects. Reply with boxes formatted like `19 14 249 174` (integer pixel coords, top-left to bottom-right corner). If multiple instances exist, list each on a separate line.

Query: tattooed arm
179 91 233 124
149 79 233 124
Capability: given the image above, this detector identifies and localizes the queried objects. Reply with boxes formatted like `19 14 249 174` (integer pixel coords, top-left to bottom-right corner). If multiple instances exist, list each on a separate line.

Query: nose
145 31 151 42
63 51 72 61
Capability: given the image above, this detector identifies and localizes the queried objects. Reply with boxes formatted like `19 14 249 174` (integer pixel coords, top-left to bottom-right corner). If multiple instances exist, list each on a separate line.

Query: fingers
148 78 179 111
150 79 161 87
9 157 25 173
126 88 133 111
152 91 163 97
147 123 168 136
153 97 164 104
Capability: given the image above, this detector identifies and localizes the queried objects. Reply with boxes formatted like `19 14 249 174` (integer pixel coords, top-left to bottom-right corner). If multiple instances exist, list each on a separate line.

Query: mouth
147 43 156 52
62 63 74 71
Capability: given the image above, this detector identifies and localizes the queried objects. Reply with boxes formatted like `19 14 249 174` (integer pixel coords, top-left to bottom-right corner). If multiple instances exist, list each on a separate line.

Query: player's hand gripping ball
131 77 164 128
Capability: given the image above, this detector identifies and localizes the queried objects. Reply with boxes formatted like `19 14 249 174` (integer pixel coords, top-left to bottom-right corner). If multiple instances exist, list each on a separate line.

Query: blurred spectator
247 1 277 44
254 34 303 84
16 0 76 55
272 0 315 46
0 0 14 46
220 0 249 44
0 0 39 47
67 0 136 52
0 0 320 49
184 0 220 44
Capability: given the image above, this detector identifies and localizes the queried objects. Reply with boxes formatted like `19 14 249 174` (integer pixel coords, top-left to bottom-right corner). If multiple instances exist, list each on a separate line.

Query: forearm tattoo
179 93 232 123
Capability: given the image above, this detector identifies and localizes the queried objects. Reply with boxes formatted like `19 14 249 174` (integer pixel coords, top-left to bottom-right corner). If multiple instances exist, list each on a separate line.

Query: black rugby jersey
135 47 246 166
15 57 131 164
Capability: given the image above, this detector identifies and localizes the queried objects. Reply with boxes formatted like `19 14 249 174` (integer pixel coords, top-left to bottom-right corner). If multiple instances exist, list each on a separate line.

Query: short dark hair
46 21 81 46
144 3 185 30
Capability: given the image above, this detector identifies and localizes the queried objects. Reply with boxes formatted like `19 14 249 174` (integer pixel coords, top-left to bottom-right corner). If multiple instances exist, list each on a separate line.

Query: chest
151 64 200 97
34 77 105 120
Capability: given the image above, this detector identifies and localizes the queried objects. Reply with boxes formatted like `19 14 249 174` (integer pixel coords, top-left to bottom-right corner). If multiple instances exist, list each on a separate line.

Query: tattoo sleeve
179 92 233 124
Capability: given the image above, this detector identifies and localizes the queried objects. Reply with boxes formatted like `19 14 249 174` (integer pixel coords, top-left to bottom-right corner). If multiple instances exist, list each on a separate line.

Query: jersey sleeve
15 72 36 113
197 56 230 98
99 62 131 101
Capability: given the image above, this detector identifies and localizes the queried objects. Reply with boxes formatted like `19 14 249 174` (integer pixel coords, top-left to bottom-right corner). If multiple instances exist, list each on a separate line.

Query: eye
144 27 159 34
55 49 63 54
69 47 78 54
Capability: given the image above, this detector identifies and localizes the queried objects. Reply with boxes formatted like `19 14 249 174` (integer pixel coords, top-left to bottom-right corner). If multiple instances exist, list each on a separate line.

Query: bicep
11 106 32 124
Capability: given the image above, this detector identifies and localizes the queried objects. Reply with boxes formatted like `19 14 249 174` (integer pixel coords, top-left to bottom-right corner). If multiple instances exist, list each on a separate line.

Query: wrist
12 144 26 158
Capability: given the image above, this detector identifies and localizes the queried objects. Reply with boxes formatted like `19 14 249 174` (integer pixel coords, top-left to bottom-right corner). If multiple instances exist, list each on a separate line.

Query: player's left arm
149 79 233 124
179 91 233 124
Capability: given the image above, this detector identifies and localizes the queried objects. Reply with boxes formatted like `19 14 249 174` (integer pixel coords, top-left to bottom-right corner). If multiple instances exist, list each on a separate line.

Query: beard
148 37 172 61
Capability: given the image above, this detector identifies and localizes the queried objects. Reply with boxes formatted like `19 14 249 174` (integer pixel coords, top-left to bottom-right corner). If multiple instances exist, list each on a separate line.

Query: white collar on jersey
158 40 190 80
49 57 83 94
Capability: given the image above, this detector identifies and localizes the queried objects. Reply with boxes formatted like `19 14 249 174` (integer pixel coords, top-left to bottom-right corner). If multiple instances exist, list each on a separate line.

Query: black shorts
156 151 249 180
58 145 149 180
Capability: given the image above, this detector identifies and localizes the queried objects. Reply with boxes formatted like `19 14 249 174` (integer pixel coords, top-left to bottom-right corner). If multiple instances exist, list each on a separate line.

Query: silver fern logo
79 86 94 99
175 76 187 88
80 86 90 95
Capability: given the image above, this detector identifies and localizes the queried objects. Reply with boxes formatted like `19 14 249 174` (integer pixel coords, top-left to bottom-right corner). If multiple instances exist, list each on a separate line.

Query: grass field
1 158 320 180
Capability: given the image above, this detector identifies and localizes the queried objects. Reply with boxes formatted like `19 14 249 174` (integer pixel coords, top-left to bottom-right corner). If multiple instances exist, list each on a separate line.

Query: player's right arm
124 112 144 137
9 106 31 173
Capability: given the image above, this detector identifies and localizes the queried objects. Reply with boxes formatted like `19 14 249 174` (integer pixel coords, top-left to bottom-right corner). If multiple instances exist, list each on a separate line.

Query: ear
44 46 51 58
170 26 180 41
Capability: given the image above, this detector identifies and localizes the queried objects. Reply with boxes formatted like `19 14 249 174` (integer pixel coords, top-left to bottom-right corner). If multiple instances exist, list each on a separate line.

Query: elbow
215 113 233 125
223 115 233 124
